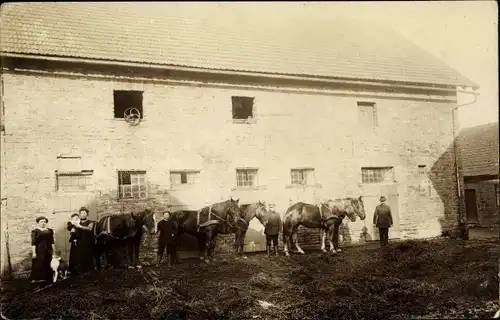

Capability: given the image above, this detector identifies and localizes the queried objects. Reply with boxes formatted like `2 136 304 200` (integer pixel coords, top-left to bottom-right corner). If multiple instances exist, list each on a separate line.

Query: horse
233 201 269 258
94 208 157 269
169 198 241 263
282 196 366 257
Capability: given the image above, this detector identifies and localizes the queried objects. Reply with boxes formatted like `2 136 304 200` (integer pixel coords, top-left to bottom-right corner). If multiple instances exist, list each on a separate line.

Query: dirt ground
1 238 499 320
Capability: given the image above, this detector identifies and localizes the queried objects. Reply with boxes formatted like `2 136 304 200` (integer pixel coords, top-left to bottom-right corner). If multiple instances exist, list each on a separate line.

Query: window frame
113 90 144 120
169 170 201 188
235 168 259 187
117 170 147 200
55 170 94 192
361 166 395 184
290 168 316 186
231 96 255 123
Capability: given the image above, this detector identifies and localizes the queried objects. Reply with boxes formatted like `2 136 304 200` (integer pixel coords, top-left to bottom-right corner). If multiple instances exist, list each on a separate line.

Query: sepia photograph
0 1 498 319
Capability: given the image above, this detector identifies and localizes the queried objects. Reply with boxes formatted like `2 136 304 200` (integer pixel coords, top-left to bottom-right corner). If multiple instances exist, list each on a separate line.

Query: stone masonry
1 69 460 278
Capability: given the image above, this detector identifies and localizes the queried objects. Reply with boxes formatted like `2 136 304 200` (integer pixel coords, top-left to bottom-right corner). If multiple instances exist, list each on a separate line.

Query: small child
157 211 179 267
67 213 82 244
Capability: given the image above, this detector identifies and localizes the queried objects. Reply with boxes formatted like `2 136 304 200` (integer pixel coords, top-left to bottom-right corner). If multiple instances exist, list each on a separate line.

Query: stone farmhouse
0 3 478 277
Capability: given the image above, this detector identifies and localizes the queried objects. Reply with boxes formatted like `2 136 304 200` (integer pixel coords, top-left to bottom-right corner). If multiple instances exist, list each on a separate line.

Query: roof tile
458 122 499 177
0 2 477 87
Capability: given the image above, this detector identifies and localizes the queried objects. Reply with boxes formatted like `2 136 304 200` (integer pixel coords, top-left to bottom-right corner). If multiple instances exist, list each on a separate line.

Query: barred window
361 167 394 184
291 168 315 185
56 171 94 191
170 170 200 186
236 168 258 187
118 170 147 199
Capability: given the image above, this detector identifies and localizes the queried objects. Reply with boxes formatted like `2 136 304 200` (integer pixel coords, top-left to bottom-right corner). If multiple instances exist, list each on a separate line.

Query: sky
212 1 498 130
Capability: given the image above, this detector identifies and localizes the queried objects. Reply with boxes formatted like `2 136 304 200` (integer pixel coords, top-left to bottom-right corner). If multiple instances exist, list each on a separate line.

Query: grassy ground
1 238 499 320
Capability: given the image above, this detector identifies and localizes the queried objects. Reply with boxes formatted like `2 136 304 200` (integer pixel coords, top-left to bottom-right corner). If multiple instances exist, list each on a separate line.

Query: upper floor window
56 170 94 192
291 168 315 185
118 170 147 199
114 90 143 119
232 96 254 122
170 170 200 187
361 167 394 184
358 101 377 128
236 168 258 187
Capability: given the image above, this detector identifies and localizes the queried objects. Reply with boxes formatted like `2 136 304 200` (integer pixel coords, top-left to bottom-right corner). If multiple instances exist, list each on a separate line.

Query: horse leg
328 223 340 253
240 230 247 259
127 240 135 269
205 230 215 263
234 231 240 258
283 221 291 257
333 222 342 253
292 226 305 254
197 233 207 261
283 229 292 257
134 238 142 269
320 228 327 253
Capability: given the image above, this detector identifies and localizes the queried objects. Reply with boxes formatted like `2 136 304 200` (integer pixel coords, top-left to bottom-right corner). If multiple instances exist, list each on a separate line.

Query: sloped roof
458 122 499 177
0 2 477 88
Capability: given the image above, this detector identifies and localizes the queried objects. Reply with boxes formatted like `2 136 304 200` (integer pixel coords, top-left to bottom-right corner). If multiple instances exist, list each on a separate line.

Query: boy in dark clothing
157 211 179 266
264 204 282 257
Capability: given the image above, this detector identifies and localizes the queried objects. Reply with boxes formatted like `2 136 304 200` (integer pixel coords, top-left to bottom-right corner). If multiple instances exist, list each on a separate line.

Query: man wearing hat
373 196 393 248
264 204 282 257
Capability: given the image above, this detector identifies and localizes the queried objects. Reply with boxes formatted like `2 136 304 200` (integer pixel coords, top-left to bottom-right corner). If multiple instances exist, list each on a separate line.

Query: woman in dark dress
67 213 82 275
67 207 96 275
31 216 56 286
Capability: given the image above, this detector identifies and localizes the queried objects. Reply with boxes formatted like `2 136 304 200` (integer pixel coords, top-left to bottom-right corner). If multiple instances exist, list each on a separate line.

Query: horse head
133 208 157 235
225 197 241 226
352 196 366 221
254 201 269 226
331 196 366 222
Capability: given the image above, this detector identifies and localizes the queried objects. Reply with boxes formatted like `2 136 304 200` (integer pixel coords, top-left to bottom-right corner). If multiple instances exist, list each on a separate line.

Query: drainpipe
452 87 479 240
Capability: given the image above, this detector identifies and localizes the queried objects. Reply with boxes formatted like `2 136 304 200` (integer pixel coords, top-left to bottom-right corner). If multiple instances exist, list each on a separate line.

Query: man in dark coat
157 211 179 266
264 204 282 257
373 196 393 248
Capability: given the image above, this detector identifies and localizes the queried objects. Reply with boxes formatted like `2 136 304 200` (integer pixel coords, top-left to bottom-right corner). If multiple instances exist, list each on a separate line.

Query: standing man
264 204 282 257
157 211 178 267
373 196 393 248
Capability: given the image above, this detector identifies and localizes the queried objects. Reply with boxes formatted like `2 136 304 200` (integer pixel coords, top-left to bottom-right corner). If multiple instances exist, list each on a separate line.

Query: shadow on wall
429 142 461 236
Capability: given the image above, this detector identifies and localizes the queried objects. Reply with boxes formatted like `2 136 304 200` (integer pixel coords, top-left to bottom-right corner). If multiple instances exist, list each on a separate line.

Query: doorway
464 189 478 222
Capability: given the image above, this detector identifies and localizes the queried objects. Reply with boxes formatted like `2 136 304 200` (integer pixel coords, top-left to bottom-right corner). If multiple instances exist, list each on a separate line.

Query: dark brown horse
170 198 241 263
233 201 269 258
282 197 366 257
94 208 157 269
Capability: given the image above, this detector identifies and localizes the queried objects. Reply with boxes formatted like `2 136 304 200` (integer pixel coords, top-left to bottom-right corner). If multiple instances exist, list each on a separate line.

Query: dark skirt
30 228 54 284
69 236 95 274
31 253 53 283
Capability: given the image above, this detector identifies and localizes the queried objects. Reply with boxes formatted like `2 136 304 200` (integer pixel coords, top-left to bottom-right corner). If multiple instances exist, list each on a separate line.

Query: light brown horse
233 201 269 258
282 197 366 257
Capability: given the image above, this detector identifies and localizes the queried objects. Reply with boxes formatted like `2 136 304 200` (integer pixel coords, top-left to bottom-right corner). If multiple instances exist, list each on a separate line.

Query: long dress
70 219 96 274
67 222 82 275
30 228 54 283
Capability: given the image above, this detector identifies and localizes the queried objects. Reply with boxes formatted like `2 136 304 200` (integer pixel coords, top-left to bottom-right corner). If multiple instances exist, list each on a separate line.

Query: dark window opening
113 90 144 119
232 96 254 120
